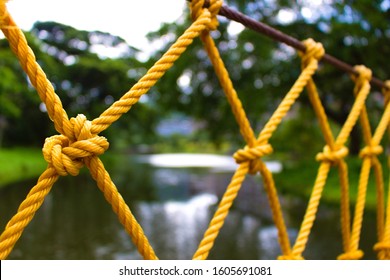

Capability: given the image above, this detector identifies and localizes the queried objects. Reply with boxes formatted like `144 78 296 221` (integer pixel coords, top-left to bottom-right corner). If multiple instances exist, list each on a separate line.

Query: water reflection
137 194 218 259
0 156 378 259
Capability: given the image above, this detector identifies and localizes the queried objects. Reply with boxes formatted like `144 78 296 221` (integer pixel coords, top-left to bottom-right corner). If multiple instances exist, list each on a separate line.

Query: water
0 154 378 259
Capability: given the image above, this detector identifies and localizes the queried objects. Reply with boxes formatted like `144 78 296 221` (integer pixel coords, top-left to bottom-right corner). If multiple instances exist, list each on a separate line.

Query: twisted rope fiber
300 64 353 253
192 0 293 259
193 162 249 259
373 81 390 260
0 1 216 260
291 66 373 259
305 66 353 254
0 168 58 259
338 66 387 260
1 0 389 260
189 0 260 260
292 66 375 259
336 67 375 260
0 2 72 138
193 26 327 258
195 33 292 258
91 12 213 135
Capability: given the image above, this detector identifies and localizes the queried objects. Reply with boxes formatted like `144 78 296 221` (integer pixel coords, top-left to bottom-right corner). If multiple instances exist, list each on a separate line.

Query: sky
5 0 187 50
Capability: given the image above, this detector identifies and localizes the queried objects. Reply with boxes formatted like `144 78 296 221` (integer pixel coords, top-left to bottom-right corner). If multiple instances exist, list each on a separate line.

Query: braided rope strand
91 12 212 135
86 157 158 260
0 3 72 139
193 163 249 260
0 168 59 259
0 0 389 261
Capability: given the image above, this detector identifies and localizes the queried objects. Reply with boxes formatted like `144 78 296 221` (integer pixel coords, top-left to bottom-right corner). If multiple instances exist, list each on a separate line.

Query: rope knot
190 0 223 31
316 145 348 165
42 114 109 176
299 38 325 67
233 143 273 174
359 145 383 158
352 65 372 85
374 242 390 260
374 241 390 251
337 250 364 260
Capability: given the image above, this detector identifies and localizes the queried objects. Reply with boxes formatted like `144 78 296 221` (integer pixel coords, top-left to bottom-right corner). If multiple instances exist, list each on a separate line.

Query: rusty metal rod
187 0 388 90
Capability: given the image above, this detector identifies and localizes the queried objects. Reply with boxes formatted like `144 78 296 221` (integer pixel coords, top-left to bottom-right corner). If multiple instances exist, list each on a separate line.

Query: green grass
273 156 387 211
0 147 47 188
1 147 387 212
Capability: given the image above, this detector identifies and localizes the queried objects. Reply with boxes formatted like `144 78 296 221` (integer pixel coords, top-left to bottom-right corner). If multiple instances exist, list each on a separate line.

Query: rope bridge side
0 0 389 260
0 0 216 260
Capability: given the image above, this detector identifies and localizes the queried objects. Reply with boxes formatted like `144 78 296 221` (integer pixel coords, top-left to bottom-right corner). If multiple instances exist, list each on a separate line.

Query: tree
0 22 161 148
146 0 390 156
0 33 49 147
31 21 163 148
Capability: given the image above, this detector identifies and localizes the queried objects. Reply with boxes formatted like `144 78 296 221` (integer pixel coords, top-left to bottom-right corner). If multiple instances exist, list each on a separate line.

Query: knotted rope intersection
1 0 390 260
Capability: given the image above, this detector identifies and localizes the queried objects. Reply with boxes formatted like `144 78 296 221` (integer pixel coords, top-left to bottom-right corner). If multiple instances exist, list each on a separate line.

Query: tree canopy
0 0 388 156
147 0 390 155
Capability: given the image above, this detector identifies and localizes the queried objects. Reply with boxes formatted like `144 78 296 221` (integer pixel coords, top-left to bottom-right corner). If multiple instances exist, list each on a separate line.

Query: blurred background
0 0 389 259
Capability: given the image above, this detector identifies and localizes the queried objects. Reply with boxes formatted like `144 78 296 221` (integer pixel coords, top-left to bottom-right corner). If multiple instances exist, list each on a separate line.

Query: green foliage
273 155 386 211
0 1 388 153
270 106 325 161
0 22 158 147
147 0 389 153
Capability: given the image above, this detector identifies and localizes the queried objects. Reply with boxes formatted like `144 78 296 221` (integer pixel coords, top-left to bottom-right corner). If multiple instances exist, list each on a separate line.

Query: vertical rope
374 81 390 260
337 66 373 260
0 0 389 261
0 0 215 260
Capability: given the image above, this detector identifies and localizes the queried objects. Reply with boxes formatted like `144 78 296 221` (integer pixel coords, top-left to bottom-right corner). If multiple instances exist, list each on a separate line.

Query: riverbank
0 147 384 210
273 157 386 211
0 148 46 188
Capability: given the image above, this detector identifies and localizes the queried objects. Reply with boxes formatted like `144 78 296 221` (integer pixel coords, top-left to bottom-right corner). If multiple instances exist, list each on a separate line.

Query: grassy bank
0 147 386 212
0 148 46 188
273 156 387 211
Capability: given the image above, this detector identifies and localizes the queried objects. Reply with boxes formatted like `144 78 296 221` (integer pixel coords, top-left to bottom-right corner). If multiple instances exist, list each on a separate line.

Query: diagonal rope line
0 0 389 261
0 1 214 260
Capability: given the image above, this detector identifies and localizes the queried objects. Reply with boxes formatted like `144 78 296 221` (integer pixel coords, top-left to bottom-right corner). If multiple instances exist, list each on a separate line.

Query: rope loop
359 145 383 158
233 143 273 174
352 65 372 86
374 241 390 251
374 242 390 259
337 250 364 260
299 38 325 67
42 114 109 176
316 145 348 165
190 0 223 31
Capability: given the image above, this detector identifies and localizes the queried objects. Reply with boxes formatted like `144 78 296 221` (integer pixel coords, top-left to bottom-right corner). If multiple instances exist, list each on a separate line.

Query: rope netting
0 0 389 260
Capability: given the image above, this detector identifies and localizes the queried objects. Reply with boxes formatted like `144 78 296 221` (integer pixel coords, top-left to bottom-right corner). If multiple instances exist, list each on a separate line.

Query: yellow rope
374 81 390 260
0 0 389 260
0 0 217 260
192 0 292 259
0 167 58 259
0 2 72 138
337 66 375 260
290 65 372 259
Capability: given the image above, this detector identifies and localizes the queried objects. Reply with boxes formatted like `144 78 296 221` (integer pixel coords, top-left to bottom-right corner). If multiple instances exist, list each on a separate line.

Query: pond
0 154 378 260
